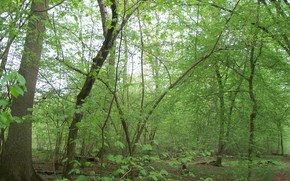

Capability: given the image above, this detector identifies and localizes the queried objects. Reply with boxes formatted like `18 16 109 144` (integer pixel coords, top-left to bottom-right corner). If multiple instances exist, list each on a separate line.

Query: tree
63 0 144 177
214 64 226 167
0 0 48 180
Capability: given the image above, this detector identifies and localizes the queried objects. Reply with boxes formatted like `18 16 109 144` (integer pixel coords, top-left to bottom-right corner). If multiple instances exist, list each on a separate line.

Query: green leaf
13 116 23 123
62 158 68 163
0 115 8 125
105 20 112 29
140 169 147 176
149 172 159 181
0 99 9 107
160 169 168 176
114 141 125 149
142 144 153 151
107 154 114 161
0 112 13 126
204 178 213 181
16 73 26 85
10 85 24 97
84 161 93 167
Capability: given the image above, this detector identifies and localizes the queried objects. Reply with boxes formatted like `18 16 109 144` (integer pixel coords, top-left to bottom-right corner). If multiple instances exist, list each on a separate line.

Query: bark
63 0 118 178
0 0 48 180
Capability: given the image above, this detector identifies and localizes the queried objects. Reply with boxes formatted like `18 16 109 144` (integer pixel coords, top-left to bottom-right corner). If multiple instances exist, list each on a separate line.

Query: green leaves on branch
105 20 113 29
10 85 25 98
142 144 153 151
1 71 26 98
0 112 13 127
0 71 26 126
114 141 125 149
0 112 23 128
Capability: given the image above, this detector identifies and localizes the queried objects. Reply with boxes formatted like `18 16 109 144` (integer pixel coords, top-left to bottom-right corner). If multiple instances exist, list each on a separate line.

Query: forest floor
273 156 290 181
32 151 290 181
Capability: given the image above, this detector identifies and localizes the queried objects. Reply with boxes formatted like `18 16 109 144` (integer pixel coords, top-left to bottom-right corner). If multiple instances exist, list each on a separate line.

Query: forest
0 0 290 180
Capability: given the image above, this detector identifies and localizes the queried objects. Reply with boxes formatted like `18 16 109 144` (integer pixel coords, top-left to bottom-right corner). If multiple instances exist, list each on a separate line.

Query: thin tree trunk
98 78 132 155
247 3 261 179
247 45 259 181
280 130 284 156
53 131 62 172
0 0 48 180
214 64 226 167
277 122 284 155
225 75 244 143
138 10 146 144
63 1 119 178
98 44 116 163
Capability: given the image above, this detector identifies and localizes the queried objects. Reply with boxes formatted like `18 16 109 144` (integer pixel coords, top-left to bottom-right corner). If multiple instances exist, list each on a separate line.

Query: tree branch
97 0 109 37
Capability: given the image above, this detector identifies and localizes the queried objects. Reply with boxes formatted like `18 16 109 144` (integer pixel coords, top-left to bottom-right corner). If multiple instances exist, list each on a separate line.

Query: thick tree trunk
0 0 48 180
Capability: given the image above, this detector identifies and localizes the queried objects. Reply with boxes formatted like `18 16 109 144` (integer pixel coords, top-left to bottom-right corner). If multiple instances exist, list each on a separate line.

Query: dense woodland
0 0 290 180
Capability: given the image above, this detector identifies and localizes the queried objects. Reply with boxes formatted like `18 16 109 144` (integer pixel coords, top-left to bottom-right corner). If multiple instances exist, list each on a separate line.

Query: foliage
0 71 26 127
1 0 290 180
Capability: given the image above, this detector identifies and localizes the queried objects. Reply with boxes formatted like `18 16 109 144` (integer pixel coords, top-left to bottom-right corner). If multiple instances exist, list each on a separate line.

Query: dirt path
273 156 290 181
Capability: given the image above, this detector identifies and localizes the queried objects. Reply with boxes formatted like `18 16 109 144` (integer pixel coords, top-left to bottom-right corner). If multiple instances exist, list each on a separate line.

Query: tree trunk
53 131 62 171
247 3 261 179
247 45 258 181
214 64 226 167
0 0 48 180
280 131 284 156
277 122 284 155
63 1 118 178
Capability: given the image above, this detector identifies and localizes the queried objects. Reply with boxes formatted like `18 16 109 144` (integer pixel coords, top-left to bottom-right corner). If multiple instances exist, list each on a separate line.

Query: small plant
107 153 169 180
68 160 82 175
